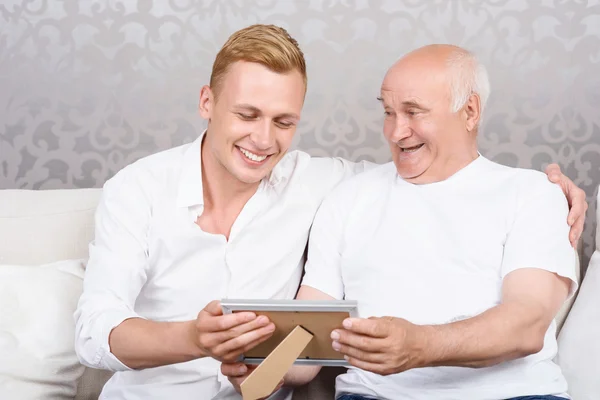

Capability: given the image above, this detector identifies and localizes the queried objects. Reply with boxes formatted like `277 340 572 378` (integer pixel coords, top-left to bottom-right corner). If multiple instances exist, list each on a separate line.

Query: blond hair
209 24 307 98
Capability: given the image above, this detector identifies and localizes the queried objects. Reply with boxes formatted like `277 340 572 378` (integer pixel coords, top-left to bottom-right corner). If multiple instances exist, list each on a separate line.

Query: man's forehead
218 62 305 110
380 73 448 104
379 87 421 103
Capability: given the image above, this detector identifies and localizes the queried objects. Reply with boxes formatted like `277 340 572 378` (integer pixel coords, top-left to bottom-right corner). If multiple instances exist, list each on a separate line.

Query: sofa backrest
557 189 600 400
0 188 585 400
0 189 101 265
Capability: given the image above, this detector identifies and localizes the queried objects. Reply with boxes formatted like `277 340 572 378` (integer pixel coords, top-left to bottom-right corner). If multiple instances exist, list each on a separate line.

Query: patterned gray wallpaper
1 0 599 270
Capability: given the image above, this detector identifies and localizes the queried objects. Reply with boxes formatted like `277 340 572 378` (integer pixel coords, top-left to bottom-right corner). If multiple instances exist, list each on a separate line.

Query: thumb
204 300 223 316
221 362 248 377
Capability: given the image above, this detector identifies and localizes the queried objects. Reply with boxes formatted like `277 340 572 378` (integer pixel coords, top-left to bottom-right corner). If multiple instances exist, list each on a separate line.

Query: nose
390 117 412 143
249 120 275 150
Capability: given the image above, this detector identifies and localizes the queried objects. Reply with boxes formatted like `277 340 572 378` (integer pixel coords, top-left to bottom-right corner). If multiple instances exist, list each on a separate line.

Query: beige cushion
0 260 86 399
557 190 600 399
0 189 101 265
0 189 111 399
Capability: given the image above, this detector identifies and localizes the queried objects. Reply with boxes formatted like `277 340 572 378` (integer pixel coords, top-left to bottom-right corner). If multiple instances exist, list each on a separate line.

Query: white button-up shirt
74 133 368 399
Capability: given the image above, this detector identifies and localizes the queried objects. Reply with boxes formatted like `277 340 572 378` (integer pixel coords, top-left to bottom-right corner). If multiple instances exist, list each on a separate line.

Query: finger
566 192 587 249
201 312 258 333
203 301 258 322
215 323 276 360
570 221 583 245
570 226 583 248
332 329 381 352
570 234 578 249
575 208 586 237
342 318 388 338
344 355 390 376
228 375 245 391
221 329 277 362
221 362 248 377
332 341 385 363
566 187 586 221
545 164 561 183
219 315 271 342
238 330 276 354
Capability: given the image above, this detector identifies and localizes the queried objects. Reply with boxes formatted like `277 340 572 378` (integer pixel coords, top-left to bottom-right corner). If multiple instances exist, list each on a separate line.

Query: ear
199 85 213 120
464 93 481 133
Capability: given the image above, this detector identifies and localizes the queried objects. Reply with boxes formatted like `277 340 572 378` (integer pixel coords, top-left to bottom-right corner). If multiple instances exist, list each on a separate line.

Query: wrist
411 324 438 369
182 320 206 359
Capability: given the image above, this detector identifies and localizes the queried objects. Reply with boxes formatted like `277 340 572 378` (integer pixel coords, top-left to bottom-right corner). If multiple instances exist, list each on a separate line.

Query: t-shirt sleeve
300 183 351 300
501 177 578 298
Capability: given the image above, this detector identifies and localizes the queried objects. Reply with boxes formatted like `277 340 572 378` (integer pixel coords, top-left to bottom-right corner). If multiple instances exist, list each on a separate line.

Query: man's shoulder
324 161 396 201
125 143 189 175
343 161 395 185
481 158 563 202
273 149 312 176
273 151 347 189
108 143 189 183
102 142 190 200
278 150 349 176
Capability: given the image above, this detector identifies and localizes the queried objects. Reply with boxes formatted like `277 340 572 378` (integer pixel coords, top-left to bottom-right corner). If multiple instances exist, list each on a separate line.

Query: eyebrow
376 97 429 111
402 100 428 110
233 104 299 120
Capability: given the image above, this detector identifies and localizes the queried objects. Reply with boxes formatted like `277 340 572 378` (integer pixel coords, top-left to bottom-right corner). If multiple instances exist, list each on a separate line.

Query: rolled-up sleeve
301 181 353 300
74 166 151 371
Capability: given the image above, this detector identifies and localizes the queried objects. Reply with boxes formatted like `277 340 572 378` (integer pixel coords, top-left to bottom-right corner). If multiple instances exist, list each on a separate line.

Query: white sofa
0 188 596 399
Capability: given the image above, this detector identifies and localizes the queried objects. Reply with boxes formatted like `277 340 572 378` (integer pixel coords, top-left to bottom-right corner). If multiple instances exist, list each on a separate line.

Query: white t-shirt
302 156 578 400
74 133 369 400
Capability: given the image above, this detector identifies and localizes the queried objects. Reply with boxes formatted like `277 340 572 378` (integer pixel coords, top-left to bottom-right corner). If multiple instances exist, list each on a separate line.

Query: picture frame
221 299 359 366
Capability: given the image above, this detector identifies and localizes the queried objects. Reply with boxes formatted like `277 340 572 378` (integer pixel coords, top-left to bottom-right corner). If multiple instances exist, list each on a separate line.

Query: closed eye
275 120 295 129
236 113 257 120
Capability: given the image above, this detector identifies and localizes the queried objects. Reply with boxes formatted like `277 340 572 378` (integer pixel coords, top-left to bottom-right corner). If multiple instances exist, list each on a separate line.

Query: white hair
446 49 490 117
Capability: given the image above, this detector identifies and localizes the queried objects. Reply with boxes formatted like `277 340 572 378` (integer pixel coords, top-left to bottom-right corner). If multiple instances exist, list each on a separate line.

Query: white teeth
239 147 267 162
401 144 423 153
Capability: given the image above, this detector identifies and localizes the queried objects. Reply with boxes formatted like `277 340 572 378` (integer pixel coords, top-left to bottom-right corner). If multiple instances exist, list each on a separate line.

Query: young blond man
74 25 587 399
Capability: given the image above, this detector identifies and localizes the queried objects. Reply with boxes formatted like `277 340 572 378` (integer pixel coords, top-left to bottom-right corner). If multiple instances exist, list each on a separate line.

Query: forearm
421 302 547 368
283 365 322 387
109 318 203 370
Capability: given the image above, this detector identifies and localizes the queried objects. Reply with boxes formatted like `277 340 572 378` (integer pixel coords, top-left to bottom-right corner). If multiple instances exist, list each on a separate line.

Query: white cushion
0 259 86 399
0 189 111 399
557 189 600 399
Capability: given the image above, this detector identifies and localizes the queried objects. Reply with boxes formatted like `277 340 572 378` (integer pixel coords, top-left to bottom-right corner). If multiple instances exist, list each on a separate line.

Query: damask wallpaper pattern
1 0 599 269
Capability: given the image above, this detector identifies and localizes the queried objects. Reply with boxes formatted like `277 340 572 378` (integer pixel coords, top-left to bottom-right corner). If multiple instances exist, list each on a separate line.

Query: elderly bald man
224 45 578 400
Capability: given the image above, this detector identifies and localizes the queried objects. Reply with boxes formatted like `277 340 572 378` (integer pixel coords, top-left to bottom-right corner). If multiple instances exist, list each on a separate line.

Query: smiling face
199 60 305 184
380 45 480 184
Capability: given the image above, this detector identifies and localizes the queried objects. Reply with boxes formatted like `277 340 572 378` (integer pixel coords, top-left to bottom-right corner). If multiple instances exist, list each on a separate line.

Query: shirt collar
267 154 286 187
176 132 205 209
176 130 287 208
